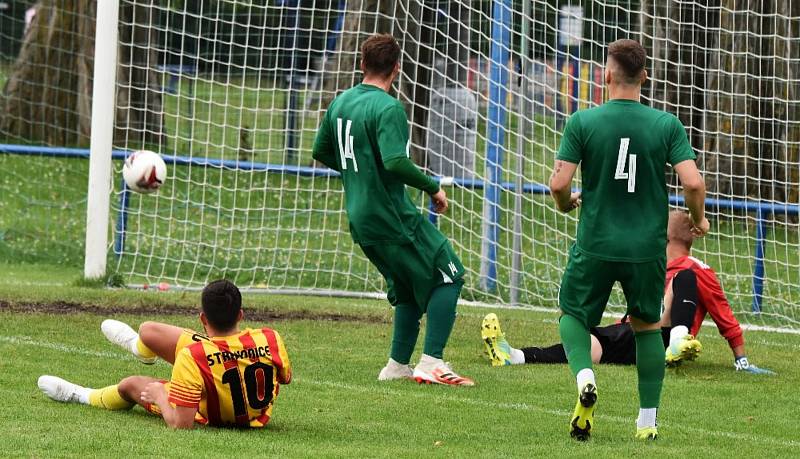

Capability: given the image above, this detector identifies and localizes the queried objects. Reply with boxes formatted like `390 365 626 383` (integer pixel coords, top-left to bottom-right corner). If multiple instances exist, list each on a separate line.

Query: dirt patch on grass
0 300 388 324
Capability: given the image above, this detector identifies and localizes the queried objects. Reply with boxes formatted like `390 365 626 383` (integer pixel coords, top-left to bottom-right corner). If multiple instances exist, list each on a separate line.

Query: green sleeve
384 156 440 195
312 113 340 171
666 115 697 166
556 113 583 164
377 103 411 162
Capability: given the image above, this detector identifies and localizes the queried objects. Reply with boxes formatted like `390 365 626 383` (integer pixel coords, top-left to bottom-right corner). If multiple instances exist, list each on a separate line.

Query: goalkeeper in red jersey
37 280 292 429
482 211 774 375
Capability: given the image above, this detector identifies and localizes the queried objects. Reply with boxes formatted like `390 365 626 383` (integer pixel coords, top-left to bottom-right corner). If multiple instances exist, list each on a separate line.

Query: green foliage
0 268 797 457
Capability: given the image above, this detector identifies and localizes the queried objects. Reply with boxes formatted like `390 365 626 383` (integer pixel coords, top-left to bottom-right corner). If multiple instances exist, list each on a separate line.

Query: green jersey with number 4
557 99 696 262
312 83 429 246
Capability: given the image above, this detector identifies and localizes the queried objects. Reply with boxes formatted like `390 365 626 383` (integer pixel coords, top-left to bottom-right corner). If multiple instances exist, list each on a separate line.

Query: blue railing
3 142 798 312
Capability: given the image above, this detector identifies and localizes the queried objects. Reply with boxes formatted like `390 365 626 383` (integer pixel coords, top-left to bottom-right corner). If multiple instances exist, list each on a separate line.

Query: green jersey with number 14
312 83 425 246
557 99 696 262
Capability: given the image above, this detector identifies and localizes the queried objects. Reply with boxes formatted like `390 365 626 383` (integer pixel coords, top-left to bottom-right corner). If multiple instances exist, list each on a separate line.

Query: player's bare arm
140 382 196 429
549 159 581 212
673 159 709 236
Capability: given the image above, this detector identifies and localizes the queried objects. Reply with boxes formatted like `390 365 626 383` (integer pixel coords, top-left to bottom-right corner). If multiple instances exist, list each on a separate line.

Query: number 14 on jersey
614 137 636 193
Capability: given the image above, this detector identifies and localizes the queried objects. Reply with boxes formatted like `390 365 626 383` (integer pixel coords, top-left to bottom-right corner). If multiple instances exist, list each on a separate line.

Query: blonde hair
667 210 694 250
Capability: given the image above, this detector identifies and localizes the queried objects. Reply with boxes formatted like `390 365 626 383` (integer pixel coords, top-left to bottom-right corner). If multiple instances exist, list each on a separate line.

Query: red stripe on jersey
189 342 221 425
168 387 201 401
254 412 271 427
238 332 260 363
212 339 240 370
262 328 283 369
168 396 200 408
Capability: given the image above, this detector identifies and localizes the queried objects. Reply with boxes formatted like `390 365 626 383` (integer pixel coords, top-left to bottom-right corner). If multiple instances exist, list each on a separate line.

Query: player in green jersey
549 39 710 440
312 34 473 386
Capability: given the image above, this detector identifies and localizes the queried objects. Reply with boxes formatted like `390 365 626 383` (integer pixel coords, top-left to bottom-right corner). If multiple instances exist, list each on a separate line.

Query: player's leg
664 269 702 366
412 240 473 386
482 313 523 366
558 245 614 440
621 258 667 441
482 313 602 365
102 319 198 365
413 279 474 385
361 244 419 380
37 374 160 411
379 302 422 380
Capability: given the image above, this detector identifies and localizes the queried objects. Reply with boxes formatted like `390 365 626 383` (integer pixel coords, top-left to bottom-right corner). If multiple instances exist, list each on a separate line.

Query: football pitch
0 264 798 458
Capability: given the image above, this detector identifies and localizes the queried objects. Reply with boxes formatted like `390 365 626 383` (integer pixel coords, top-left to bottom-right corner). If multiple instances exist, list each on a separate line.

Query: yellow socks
88 385 134 410
135 339 157 360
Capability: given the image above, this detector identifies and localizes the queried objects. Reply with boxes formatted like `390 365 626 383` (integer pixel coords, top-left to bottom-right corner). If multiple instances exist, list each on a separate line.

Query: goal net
1 1 798 331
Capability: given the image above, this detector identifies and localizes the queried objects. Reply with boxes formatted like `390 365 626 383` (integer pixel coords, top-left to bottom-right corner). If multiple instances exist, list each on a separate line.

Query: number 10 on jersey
614 137 636 193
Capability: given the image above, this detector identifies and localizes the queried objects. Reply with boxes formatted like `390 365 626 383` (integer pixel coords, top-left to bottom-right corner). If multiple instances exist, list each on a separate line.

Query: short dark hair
201 279 242 331
608 39 646 84
361 34 400 77
667 210 695 250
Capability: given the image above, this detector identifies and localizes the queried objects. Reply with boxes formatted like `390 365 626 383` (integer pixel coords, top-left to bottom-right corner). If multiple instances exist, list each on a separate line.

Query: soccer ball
122 150 167 194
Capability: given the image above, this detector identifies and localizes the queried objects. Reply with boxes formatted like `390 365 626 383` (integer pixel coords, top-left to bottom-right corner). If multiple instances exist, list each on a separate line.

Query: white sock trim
576 368 596 392
509 348 525 365
637 408 658 428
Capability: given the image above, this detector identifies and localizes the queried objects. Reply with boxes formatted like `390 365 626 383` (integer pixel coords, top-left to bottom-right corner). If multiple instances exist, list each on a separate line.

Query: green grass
0 263 798 457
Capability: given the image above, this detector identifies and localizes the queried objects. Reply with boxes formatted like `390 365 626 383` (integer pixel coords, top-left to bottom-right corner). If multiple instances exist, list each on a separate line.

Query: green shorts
360 219 464 310
559 244 665 328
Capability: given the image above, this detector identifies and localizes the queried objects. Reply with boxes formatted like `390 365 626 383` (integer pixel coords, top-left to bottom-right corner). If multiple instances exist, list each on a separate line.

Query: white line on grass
1 334 795 449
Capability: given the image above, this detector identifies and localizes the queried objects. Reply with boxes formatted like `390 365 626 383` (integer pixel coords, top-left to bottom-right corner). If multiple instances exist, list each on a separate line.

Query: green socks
559 314 593 377
422 281 463 359
635 329 666 408
390 304 422 364
389 280 463 363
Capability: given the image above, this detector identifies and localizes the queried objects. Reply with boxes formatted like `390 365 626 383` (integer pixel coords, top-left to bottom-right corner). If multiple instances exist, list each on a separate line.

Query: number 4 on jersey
337 118 358 172
614 137 636 193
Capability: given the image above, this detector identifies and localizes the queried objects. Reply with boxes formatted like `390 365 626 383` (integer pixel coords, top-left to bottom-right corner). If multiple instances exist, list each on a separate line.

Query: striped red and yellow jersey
167 327 291 428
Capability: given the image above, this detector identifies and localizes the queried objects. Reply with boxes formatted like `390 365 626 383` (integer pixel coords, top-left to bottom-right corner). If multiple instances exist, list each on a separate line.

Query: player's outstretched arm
674 160 709 236
549 160 581 213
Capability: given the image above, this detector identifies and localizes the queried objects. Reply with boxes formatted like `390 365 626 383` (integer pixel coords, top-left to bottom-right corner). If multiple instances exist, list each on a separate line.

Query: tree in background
0 0 164 147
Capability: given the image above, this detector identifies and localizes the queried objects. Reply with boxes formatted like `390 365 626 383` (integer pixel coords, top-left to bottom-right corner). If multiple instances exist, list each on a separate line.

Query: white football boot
37 375 90 404
101 319 157 364
412 355 474 386
378 358 414 381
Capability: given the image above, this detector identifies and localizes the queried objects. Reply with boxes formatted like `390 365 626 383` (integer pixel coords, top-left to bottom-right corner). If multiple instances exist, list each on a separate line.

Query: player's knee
138 321 158 345
117 376 145 398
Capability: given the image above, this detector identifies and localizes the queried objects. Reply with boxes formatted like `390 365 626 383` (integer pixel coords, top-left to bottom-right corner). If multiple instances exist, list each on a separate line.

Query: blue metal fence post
114 179 131 256
479 0 511 292
751 208 768 313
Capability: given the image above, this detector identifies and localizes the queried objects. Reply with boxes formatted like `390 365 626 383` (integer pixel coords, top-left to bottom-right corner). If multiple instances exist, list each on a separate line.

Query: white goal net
1 1 798 330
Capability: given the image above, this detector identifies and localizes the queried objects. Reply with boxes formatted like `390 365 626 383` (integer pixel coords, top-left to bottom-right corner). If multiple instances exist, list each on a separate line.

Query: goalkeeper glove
734 356 776 375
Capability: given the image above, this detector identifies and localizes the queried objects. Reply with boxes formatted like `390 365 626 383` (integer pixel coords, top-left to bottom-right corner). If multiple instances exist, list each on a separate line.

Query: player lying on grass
312 34 472 386
37 280 292 428
482 211 773 375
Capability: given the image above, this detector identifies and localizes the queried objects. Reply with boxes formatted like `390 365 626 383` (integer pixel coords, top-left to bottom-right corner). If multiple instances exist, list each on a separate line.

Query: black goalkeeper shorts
591 322 672 365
